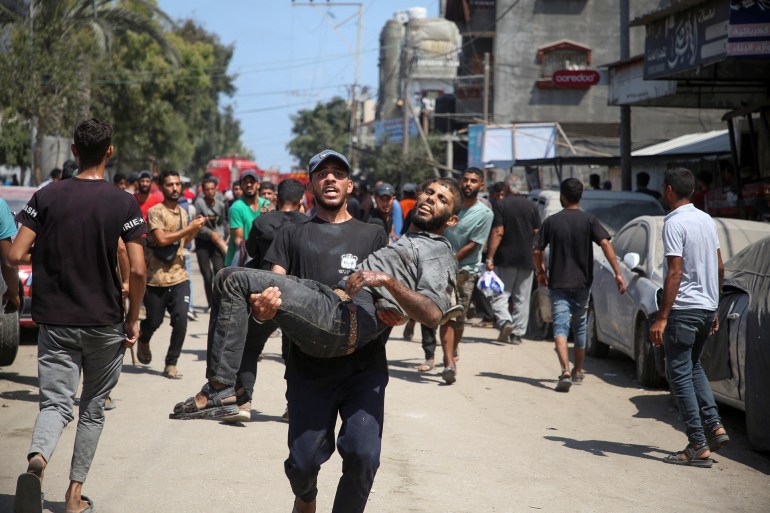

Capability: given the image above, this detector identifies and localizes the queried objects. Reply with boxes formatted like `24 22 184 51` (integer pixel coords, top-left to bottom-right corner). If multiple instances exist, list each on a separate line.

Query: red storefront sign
537 69 600 89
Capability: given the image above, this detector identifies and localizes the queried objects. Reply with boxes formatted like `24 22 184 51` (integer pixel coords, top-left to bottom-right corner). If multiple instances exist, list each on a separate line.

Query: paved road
1 265 769 513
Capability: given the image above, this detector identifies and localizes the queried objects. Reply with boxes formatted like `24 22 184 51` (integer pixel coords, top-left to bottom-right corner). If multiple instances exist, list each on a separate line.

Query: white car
588 216 770 387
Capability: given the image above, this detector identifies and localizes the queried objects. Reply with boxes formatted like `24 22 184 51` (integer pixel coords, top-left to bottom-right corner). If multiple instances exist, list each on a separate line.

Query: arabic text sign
644 0 729 79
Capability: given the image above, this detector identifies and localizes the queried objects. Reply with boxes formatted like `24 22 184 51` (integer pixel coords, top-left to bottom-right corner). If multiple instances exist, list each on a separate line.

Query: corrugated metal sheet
632 130 729 156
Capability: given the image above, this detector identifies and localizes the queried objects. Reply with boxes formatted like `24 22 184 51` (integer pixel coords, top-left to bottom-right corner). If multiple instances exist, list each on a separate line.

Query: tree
359 138 445 185
91 17 246 175
287 97 351 169
0 0 178 183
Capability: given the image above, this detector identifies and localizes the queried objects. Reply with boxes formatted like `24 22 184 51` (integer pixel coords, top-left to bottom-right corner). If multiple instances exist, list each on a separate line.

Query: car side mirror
623 252 641 271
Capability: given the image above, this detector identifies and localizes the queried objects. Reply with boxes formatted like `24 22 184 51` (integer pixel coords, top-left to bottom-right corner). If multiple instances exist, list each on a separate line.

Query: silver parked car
588 216 770 387
526 189 666 338
700 235 770 451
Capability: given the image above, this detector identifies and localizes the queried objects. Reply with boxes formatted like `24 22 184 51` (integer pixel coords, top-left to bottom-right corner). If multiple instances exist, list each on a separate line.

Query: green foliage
287 97 351 169
0 116 30 168
0 0 246 181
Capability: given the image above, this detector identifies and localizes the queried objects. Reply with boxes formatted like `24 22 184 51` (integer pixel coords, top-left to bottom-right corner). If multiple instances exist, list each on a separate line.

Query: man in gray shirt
171 177 463 419
193 176 228 309
650 167 728 468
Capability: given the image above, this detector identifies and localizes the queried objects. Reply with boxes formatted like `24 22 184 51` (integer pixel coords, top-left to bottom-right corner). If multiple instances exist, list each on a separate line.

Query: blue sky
158 0 440 172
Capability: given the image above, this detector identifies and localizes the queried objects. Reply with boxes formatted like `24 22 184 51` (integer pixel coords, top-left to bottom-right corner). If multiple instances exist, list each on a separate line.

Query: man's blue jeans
550 288 590 348
664 309 722 445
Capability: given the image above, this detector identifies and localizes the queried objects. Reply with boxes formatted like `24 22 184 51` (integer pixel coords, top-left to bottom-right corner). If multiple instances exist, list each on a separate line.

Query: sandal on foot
571 368 585 384
169 383 238 420
707 424 730 452
78 495 95 513
441 367 456 384
555 372 572 392
662 443 713 468
136 341 152 365
416 360 434 372
14 472 43 513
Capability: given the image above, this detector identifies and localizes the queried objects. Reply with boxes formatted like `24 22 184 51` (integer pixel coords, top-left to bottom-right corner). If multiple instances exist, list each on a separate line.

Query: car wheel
635 319 666 388
526 288 552 340
0 310 20 366
586 301 609 358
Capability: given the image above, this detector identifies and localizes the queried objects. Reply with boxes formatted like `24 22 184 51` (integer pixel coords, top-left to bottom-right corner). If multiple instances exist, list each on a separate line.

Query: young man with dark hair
136 169 205 379
133 169 162 220
11 118 147 513
368 182 396 237
485 174 541 344
636 171 661 200
259 181 277 206
112 172 129 190
193 176 228 309
216 178 309 422
226 170 269 266
650 167 728 467
534 177 626 392
440 167 493 384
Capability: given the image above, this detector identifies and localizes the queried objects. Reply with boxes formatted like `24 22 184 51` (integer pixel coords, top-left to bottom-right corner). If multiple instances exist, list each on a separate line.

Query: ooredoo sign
551 69 600 88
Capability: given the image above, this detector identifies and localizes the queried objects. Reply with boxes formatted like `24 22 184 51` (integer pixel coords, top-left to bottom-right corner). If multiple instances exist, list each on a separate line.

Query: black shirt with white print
265 216 388 380
16 177 147 326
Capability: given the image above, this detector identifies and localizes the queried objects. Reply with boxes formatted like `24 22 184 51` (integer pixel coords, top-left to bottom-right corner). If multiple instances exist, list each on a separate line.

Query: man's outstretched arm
345 270 442 328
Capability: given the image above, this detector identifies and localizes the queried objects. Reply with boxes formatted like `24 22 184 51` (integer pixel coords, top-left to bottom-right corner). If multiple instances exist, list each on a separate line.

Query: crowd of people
7 118 732 513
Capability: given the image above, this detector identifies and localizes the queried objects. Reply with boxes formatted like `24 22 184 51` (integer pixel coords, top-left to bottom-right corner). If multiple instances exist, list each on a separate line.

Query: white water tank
406 7 427 20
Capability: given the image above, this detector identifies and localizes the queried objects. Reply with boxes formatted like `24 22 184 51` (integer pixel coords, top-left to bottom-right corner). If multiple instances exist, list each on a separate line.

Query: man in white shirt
650 167 729 468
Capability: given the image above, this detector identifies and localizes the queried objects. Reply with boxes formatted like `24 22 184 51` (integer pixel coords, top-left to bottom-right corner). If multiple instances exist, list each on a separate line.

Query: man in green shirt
226 170 270 266
440 168 493 384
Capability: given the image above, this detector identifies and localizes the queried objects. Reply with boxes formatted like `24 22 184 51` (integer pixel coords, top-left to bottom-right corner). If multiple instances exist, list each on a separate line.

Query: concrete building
442 0 725 185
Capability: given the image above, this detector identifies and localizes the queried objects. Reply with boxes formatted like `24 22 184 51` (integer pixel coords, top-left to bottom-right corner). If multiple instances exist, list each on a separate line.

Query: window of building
535 40 592 88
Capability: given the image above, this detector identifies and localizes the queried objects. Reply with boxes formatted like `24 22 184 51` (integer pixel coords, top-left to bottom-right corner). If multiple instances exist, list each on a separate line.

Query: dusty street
1 266 769 513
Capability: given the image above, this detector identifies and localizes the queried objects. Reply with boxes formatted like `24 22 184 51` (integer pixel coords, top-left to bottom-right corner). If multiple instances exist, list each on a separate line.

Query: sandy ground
1 262 769 513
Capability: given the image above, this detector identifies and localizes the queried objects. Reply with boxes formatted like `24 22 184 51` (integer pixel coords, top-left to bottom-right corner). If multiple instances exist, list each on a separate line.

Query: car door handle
727 313 740 320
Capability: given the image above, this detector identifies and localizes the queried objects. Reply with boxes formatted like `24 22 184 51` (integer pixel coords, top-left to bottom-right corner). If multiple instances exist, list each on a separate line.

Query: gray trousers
29 324 125 483
489 266 534 337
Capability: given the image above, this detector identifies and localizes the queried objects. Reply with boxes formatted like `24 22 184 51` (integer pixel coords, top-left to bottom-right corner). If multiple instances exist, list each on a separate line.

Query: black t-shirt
367 209 393 239
265 216 389 380
491 195 541 268
245 210 306 270
16 178 147 325
535 208 610 289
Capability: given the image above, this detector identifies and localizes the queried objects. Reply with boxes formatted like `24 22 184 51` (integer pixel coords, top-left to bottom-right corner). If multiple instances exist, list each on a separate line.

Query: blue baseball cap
308 150 351 176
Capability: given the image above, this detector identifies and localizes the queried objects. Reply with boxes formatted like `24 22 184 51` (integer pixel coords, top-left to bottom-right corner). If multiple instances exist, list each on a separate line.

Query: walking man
225 170 269 266
136 170 205 379
193 176 228 310
440 167 493 384
485 175 541 344
650 167 729 467
11 119 147 513
133 170 162 220
216 178 308 422
533 178 626 392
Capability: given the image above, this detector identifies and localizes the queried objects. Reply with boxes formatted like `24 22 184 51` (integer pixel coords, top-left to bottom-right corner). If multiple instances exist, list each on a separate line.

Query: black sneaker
509 334 523 345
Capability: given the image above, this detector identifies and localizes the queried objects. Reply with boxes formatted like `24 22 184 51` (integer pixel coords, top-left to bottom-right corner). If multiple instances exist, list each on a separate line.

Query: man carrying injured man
172 176 464 419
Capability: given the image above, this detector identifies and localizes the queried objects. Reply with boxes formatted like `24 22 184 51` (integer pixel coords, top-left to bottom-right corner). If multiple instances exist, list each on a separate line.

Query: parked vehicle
526 189 666 338
700 235 770 450
0 186 37 366
589 216 770 388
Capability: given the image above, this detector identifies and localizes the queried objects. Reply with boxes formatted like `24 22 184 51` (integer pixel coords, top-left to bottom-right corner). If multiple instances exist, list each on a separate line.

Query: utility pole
401 42 410 163
483 52 490 125
620 0 632 191
292 1 363 171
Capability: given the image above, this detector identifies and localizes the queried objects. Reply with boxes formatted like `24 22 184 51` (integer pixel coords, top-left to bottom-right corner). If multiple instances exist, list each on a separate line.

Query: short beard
411 210 451 232
462 188 479 200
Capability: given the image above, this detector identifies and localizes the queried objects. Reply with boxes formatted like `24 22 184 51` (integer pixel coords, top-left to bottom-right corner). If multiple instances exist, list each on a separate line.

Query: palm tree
0 0 179 184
